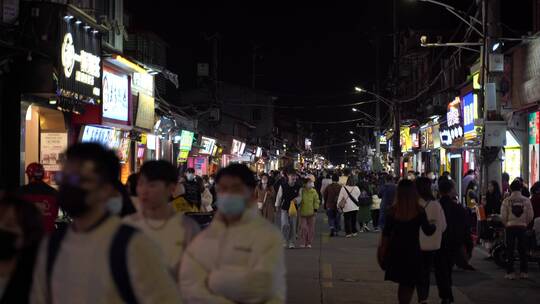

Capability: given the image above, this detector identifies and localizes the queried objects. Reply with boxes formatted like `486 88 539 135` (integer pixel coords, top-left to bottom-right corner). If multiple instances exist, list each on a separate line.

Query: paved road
285 212 540 304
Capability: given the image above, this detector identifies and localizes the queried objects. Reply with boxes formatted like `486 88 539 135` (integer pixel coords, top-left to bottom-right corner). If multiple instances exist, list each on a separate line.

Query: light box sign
231 139 246 156
179 130 195 151
462 92 477 139
80 125 122 150
441 97 464 145
529 112 540 184
256 147 263 157
59 16 102 104
199 136 216 155
103 69 129 122
135 93 155 130
132 72 154 97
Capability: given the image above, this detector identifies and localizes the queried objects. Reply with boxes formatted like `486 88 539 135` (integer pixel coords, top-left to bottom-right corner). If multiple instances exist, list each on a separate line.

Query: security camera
420 35 428 45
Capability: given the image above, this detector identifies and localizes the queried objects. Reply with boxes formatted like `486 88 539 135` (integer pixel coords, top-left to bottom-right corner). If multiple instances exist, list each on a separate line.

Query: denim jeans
281 210 297 244
505 226 529 274
326 209 341 233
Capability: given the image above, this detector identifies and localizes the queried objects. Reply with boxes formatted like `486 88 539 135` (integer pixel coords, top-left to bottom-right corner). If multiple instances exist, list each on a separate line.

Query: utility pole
392 0 402 177
374 32 381 163
483 0 503 191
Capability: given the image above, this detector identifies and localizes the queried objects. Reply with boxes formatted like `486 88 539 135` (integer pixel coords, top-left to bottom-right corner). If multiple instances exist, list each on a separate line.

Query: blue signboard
462 92 475 138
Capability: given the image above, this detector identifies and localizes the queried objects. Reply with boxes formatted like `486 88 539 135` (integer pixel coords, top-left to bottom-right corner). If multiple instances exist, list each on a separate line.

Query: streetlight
352 107 358 112
354 86 393 106
349 130 354 134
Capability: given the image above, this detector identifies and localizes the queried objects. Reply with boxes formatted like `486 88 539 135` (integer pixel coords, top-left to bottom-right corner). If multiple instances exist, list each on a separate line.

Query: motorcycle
491 217 540 269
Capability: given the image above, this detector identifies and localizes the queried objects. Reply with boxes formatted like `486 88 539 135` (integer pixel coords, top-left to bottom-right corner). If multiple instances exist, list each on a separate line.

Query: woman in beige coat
255 173 277 222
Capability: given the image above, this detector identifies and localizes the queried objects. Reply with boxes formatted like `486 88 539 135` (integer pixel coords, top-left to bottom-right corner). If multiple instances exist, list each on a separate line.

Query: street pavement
284 213 540 304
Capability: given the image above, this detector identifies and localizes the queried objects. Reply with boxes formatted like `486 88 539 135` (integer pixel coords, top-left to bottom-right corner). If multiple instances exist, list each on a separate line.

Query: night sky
125 1 533 163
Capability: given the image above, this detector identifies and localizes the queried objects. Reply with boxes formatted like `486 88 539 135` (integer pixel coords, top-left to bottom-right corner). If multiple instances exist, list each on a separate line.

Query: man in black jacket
436 179 472 304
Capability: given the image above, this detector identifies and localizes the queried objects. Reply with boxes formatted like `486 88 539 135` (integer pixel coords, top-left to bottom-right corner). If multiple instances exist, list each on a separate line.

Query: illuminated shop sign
103 69 129 122
199 136 216 155
462 92 478 140
231 139 246 156
441 97 463 146
58 17 102 104
179 130 195 151
132 72 154 97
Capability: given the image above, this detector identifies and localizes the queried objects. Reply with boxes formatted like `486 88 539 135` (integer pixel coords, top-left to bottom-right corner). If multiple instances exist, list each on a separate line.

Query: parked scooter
491 217 540 269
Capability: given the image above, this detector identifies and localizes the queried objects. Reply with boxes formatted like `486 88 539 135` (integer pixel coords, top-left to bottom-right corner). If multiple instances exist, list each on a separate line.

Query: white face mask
186 173 195 181
107 196 123 215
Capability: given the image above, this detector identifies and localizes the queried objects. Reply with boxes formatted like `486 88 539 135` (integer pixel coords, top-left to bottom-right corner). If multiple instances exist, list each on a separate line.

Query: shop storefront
20 6 103 186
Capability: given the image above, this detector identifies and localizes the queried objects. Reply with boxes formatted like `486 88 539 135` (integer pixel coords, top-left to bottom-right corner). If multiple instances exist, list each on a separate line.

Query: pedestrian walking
275 170 302 248
437 178 472 303
183 168 204 210
179 164 285 303
320 172 332 206
323 174 343 236
371 192 381 232
18 163 58 234
0 195 44 304
378 174 397 229
415 177 447 304
255 173 277 222
501 180 535 279
337 176 360 238
30 143 181 303
377 179 435 304
299 178 320 248
171 178 200 213
357 181 373 232
123 160 200 277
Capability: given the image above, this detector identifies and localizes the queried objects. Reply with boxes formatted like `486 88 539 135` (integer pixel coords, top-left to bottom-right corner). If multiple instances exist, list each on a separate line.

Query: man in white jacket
180 164 286 303
501 180 534 279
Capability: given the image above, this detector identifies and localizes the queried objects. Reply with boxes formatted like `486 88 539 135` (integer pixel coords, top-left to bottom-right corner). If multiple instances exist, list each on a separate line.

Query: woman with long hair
486 180 502 216
337 176 360 237
377 180 435 304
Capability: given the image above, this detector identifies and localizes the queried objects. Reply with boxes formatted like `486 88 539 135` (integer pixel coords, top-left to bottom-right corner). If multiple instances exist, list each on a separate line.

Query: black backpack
510 200 525 218
46 224 139 304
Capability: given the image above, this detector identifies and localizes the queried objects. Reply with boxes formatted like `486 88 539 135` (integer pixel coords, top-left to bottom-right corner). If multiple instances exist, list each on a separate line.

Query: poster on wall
40 133 68 172
528 112 540 184
103 69 129 122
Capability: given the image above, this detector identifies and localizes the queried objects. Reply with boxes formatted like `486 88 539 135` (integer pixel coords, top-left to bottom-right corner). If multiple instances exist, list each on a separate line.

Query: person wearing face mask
298 177 320 248
183 168 204 211
124 161 199 277
275 170 302 248
255 173 277 222
179 164 285 303
0 195 44 304
30 143 181 304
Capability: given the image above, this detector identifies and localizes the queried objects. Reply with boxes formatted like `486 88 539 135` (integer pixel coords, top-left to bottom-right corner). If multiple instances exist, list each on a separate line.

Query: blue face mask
216 194 247 216
107 196 123 215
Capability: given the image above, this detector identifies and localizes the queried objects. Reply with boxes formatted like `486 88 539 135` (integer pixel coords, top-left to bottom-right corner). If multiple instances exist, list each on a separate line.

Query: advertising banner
529 112 540 184
462 92 477 139
179 130 195 151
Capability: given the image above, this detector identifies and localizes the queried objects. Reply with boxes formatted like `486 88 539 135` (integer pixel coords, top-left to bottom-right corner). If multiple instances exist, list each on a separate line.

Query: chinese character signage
441 97 463 146
462 92 477 139
103 69 129 122
59 16 102 104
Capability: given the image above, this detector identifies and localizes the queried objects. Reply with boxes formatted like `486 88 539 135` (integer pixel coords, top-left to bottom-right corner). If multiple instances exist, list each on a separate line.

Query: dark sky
125 1 533 164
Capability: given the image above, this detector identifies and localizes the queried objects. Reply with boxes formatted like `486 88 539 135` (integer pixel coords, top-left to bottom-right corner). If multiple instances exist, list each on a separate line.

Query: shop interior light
92 30 99 34
49 99 57 105
114 55 147 74
25 105 32 121
63 15 74 21
83 25 91 30
148 70 159 75
75 20 82 25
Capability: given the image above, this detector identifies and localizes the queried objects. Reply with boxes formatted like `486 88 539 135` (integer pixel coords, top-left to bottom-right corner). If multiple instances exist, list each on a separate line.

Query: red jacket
18 181 59 233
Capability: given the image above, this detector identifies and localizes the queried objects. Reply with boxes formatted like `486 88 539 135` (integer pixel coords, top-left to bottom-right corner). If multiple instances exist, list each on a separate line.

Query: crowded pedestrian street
285 213 540 304
3 1 540 304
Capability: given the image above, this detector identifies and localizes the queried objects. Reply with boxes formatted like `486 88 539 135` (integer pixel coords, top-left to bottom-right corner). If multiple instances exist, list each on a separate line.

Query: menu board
40 133 68 172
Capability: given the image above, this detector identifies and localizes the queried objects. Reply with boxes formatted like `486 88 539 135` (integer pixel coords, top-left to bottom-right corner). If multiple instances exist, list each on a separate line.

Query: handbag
288 200 298 217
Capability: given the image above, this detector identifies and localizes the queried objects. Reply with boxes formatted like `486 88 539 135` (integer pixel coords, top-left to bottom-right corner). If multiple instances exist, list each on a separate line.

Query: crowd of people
2 143 540 303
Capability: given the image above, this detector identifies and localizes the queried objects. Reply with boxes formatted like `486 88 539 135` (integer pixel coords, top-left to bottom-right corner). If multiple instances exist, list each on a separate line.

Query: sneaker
352 233 358 237
363 225 372 232
519 273 529 279
504 273 516 280
307 244 312 248
345 234 352 238
288 243 295 249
